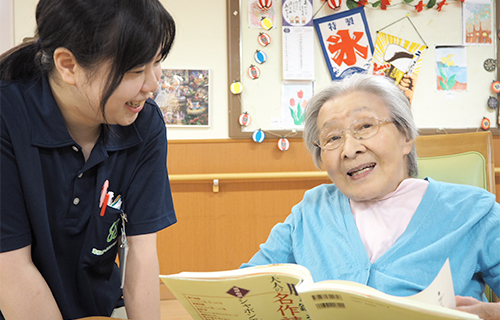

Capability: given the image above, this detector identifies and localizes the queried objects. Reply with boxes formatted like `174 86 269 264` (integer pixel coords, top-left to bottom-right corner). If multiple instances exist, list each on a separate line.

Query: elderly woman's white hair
303 73 419 178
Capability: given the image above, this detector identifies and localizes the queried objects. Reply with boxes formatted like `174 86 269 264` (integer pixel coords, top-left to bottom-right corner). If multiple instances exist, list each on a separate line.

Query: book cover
160 260 479 320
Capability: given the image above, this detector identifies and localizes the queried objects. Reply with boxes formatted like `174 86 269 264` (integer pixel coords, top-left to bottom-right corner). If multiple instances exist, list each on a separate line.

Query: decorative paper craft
258 32 272 46
153 69 209 126
371 31 427 95
230 81 243 95
313 7 373 81
248 0 276 28
327 0 342 11
491 81 500 93
258 0 273 11
462 0 493 46
239 112 251 126
261 17 274 30
435 46 467 92
248 65 261 79
277 137 290 151
254 50 268 64
252 129 266 143
483 58 496 72
482 117 491 130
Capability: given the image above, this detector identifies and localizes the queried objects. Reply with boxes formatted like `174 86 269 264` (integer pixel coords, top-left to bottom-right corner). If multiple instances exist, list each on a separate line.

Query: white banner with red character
313 6 373 81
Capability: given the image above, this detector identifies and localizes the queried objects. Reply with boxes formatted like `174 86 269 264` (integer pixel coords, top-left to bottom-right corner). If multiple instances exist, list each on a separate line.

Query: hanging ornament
248 64 261 79
260 17 273 30
483 58 496 72
327 0 342 10
258 0 273 11
254 50 267 64
487 96 498 109
238 112 251 126
491 81 500 93
252 129 266 143
258 32 271 47
230 81 243 95
481 117 491 130
277 137 290 151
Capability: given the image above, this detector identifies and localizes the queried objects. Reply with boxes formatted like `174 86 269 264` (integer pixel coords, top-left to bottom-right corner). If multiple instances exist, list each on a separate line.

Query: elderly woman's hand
456 296 500 320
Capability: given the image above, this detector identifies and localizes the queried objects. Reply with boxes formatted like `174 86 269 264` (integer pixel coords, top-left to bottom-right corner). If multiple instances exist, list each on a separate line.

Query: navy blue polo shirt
0 74 176 319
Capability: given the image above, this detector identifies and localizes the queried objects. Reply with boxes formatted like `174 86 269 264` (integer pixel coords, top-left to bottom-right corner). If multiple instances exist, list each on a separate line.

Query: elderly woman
242 74 500 320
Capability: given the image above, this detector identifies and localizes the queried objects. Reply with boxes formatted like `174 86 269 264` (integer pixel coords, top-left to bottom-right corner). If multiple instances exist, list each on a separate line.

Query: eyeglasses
314 117 392 151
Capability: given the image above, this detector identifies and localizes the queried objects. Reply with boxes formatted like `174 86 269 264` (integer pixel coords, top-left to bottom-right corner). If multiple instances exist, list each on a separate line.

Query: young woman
0 0 176 319
242 74 500 320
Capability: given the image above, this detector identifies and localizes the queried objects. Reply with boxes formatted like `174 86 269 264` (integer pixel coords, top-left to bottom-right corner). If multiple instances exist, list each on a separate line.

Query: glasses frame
314 117 392 151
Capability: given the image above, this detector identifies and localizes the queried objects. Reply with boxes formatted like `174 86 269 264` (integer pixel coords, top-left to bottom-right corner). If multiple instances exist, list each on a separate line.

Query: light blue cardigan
241 178 500 301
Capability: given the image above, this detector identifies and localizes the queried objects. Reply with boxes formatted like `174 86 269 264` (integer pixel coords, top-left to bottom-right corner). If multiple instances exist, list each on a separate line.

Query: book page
405 259 456 308
296 258 479 320
167 263 313 281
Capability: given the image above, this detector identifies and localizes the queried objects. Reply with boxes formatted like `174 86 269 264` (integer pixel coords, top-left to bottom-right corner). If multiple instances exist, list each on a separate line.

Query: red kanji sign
327 29 368 67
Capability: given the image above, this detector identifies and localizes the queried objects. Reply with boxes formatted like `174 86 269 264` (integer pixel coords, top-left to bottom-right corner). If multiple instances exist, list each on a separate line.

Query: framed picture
153 69 210 126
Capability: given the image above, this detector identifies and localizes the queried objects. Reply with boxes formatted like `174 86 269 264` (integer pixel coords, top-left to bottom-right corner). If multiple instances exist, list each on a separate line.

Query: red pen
100 193 110 216
100 180 109 217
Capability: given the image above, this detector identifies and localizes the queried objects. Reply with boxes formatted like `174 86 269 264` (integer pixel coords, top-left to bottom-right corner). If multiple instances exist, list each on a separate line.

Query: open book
160 259 479 320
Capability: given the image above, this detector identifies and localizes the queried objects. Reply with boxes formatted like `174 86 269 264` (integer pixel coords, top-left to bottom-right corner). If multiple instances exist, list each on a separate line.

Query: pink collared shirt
351 178 429 263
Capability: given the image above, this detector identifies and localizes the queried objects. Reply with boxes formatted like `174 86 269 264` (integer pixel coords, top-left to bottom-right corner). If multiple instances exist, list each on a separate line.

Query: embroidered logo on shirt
107 218 120 243
91 218 120 256
92 241 117 256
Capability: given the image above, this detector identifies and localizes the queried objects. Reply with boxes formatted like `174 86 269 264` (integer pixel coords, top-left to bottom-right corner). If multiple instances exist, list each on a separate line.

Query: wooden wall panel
158 137 500 276
157 139 331 275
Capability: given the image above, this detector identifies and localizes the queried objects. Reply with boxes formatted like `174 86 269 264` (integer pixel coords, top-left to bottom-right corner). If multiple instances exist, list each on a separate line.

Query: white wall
11 0 230 140
13 0 37 43
0 0 15 55
161 1 229 139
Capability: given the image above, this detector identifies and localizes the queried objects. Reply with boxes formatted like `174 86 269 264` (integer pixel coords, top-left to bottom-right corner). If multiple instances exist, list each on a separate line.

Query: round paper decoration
254 50 267 64
230 81 243 94
327 0 342 10
483 58 496 72
488 96 498 109
238 112 251 126
258 32 271 47
258 0 272 10
252 129 265 143
492 81 500 93
248 65 261 79
260 17 273 30
481 117 491 130
277 137 290 151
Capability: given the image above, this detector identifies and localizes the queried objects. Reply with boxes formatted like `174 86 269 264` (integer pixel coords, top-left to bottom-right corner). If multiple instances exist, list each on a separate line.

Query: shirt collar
28 74 142 151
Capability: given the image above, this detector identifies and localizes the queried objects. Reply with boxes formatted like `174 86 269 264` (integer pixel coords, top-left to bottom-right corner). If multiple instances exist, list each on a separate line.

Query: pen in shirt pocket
99 180 113 216
99 180 123 216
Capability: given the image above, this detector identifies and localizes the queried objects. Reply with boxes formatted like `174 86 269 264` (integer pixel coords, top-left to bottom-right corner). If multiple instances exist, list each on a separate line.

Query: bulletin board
227 0 500 138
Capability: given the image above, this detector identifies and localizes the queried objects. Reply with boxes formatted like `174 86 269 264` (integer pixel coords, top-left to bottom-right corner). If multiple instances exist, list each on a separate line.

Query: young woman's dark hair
0 0 175 116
